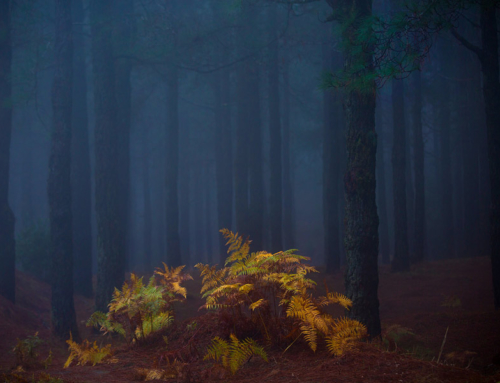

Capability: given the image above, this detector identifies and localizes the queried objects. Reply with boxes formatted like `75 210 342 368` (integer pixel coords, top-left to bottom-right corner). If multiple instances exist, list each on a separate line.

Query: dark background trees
0 0 498 343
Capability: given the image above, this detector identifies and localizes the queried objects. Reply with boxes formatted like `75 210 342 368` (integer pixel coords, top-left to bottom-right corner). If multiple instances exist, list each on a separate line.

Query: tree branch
451 28 484 62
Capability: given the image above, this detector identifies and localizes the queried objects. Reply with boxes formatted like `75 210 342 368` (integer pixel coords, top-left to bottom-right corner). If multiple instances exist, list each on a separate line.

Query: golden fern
317 292 353 310
64 334 112 368
286 295 331 352
325 318 368 356
204 334 268 374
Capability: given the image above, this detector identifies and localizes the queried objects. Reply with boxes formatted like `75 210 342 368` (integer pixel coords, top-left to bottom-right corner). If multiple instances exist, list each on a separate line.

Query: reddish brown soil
1 257 499 382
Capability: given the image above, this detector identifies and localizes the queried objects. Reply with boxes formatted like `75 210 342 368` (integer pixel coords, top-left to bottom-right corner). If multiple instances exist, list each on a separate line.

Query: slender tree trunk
268 3 282 253
179 122 190 263
376 103 390 264
90 0 124 312
323 39 340 273
438 42 455 259
247 61 264 251
50 0 79 340
391 78 410 272
205 163 213 264
282 50 294 250
0 0 16 304
214 68 233 253
142 126 152 272
412 70 425 263
235 11 249 238
71 0 92 297
165 63 181 267
114 0 134 271
405 107 415 258
338 0 381 338
479 4 500 309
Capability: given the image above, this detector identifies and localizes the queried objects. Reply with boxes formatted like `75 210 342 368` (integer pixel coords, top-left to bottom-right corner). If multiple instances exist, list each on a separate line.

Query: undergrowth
12 333 52 369
87 265 191 343
196 229 367 355
64 334 112 368
204 333 268 374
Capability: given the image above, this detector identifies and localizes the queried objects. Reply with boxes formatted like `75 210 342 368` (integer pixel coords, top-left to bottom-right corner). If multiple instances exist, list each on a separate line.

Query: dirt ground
1 256 499 382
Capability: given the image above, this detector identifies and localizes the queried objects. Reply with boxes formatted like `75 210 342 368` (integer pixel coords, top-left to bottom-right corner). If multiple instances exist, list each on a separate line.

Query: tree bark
338 0 381 338
391 78 410 272
90 0 124 312
0 0 16 304
71 0 92 297
50 0 79 340
268 3 283 253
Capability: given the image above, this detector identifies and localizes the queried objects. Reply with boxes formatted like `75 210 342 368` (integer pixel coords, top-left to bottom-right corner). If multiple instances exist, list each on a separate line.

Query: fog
0 0 498 341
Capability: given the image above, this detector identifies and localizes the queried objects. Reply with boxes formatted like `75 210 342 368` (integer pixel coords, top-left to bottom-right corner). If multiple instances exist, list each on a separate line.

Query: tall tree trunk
235 8 249 238
142 126 152 272
0 0 16 304
71 0 92 297
323 38 341 273
477 3 500 309
247 61 264 251
376 103 390 264
49 0 79 339
391 78 410 272
90 0 124 312
214 67 233 253
282 49 294 250
335 0 381 338
268 3 282 253
435 40 455 259
205 163 213 263
412 70 425 263
165 63 181 267
114 0 134 271
405 108 415 258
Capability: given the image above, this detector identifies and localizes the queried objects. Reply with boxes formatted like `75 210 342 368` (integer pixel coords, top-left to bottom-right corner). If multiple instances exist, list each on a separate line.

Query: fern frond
249 298 267 311
326 318 368 356
318 292 353 310
204 334 267 375
64 334 112 368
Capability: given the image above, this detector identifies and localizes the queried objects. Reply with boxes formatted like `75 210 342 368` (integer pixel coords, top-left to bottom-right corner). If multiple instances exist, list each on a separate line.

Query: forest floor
1 256 500 382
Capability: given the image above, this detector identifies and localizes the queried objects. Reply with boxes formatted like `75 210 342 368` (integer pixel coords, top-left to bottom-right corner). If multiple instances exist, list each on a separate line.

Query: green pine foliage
196 229 367 355
87 265 191 343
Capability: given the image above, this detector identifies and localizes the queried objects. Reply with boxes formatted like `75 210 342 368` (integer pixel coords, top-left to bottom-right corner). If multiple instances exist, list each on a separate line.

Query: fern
204 334 268 374
199 229 368 354
64 334 112 368
12 332 43 368
325 318 368 356
87 266 190 342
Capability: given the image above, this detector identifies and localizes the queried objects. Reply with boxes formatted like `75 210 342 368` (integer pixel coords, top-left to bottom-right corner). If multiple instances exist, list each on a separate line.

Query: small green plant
87 265 191 343
12 332 51 369
204 334 268 374
64 334 112 368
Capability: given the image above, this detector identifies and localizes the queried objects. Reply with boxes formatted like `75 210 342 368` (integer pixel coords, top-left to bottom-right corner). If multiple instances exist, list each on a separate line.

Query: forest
0 0 499 382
